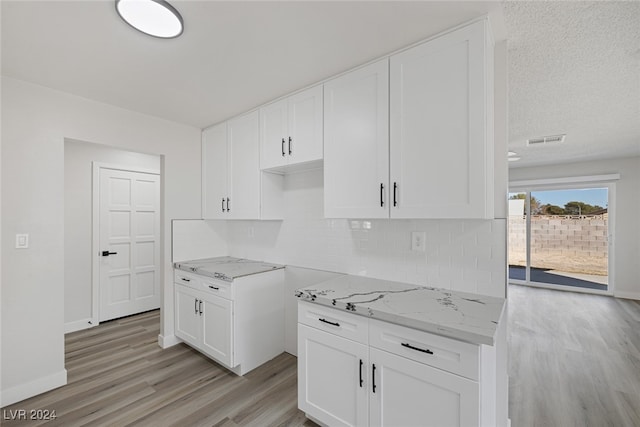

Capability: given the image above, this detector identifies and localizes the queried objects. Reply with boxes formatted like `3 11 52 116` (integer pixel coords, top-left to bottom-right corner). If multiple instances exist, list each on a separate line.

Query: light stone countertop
295 274 506 346
174 256 284 282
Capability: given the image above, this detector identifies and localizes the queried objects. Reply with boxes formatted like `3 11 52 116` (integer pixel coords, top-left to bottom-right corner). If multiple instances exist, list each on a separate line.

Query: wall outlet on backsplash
411 231 426 252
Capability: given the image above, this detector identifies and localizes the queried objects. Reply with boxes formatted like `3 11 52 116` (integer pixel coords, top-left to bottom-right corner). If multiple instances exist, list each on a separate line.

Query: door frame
91 162 161 326
508 173 619 296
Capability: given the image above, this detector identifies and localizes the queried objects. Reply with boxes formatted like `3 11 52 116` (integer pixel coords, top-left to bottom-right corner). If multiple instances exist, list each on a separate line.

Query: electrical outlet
411 231 426 252
16 233 29 249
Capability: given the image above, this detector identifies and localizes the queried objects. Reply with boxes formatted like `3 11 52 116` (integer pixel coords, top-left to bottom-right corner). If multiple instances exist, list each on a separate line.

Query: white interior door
99 167 161 322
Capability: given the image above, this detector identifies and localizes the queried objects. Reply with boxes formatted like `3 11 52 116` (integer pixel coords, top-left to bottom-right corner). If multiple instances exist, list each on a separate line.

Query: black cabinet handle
222 198 226 212
282 138 286 157
372 364 377 393
208 285 219 290
181 277 191 282
318 318 340 327
380 183 384 207
401 342 434 355
199 300 203 316
226 197 230 212
288 136 292 155
101 251 118 256
194 298 198 315
393 182 398 207
359 359 363 388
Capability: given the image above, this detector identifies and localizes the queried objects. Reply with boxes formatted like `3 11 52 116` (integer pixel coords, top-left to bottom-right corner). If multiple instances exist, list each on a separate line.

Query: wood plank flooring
508 284 640 427
1 310 316 427
3 285 640 426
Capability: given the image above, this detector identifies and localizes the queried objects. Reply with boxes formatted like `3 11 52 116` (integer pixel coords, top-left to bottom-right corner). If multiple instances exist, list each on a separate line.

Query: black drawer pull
288 136 292 155
318 318 340 327
222 198 226 212
226 197 230 212
181 277 191 282
393 182 398 207
380 183 384 207
194 298 198 315
359 359 363 387
401 342 434 355
199 300 203 316
372 364 376 393
282 138 286 156
208 285 219 290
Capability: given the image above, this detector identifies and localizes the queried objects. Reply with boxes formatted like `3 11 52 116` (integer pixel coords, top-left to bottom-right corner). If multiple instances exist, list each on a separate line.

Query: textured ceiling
504 1 640 167
1 1 639 168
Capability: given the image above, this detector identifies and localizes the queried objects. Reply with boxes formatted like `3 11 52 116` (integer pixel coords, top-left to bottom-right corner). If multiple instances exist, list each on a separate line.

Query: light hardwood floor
508 284 640 426
3 285 640 426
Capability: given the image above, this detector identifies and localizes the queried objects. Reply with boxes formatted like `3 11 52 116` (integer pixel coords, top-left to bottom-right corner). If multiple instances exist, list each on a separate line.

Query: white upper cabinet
202 111 262 220
324 59 390 218
202 122 228 220
260 85 323 172
227 111 261 219
323 19 494 219
390 20 493 219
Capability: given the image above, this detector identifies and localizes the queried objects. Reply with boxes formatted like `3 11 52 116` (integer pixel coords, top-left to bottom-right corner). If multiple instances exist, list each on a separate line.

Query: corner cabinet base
174 268 285 376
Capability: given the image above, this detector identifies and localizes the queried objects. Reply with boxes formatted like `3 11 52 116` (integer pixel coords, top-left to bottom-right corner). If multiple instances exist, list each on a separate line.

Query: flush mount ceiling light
116 0 183 39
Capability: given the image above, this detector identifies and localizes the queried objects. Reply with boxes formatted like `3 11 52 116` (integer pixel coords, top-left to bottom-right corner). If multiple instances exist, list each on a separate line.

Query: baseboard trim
158 334 181 349
64 318 96 334
0 369 67 407
614 291 640 301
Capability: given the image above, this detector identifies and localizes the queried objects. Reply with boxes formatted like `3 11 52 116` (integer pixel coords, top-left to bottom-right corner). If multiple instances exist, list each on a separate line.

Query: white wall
1 77 201 406
172 219 227 263
509 156 640 299
64 140 161 332
227 169 507 298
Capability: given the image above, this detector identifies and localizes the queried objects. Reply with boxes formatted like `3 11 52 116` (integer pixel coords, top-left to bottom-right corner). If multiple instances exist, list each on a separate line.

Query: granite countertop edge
295 277 506 346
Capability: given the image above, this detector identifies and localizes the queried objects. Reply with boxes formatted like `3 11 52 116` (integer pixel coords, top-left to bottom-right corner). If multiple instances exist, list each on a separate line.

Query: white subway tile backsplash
226 169 506 298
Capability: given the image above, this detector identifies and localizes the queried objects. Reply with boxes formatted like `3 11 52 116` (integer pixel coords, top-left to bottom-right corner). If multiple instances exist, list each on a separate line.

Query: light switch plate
411 231 426 252
16 233 29 249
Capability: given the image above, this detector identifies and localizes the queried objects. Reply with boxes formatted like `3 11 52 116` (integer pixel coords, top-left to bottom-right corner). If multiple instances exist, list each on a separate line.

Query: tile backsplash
225 168 506 298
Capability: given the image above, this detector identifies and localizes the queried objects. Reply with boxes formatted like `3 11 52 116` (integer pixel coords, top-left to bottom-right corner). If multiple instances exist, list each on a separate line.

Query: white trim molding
1 370 67 407
510 173 620 190
158 334 181 349
64 318 96 334
614 291 640 301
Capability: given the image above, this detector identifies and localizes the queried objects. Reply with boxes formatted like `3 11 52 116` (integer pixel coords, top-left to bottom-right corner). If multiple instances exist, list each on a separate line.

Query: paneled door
98 166 161 322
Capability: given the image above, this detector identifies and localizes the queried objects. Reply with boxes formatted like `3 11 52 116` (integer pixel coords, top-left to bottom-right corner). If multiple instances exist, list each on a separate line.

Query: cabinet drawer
298 301 368 344
175 270 201 289
369 318 479 380
200 276 234 301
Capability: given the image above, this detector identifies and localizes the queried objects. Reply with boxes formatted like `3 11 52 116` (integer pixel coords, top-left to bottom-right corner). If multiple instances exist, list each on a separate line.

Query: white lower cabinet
175 283 234 367
369 347 479 427
175 269 284 375
298 301 497 427
298 324 369 427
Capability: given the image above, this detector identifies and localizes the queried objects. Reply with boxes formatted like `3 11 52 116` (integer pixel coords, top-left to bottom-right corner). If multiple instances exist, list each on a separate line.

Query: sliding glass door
508 185 612 293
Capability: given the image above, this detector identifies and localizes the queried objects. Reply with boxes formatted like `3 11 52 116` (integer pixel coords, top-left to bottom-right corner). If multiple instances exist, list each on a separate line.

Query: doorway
508 178 615 294
64 139 162 332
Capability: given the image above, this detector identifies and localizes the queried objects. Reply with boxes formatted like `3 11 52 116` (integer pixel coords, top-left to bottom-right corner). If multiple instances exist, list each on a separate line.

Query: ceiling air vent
526 134 566 146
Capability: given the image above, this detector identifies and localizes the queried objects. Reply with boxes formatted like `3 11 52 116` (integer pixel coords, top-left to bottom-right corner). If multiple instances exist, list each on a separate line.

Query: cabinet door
174 285 200 345
260 98 288 170
227 111 261 219
298 324 369 427
288 85 323 166
370 348 479 427
390 20 491 219
202 123 228 219
324 59 389 218
201 293 234 367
